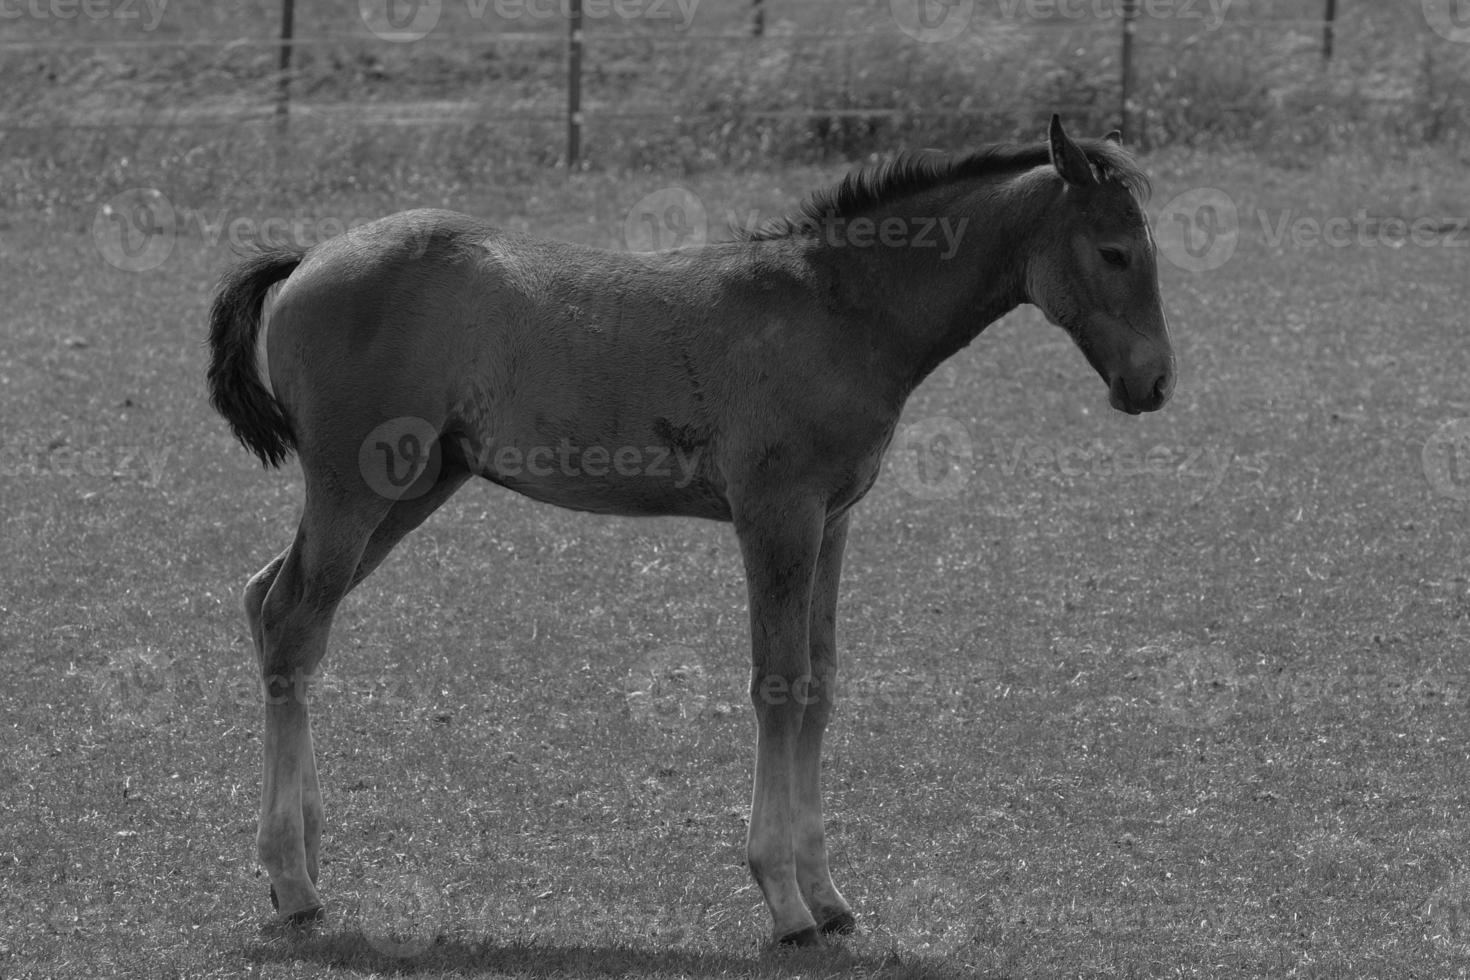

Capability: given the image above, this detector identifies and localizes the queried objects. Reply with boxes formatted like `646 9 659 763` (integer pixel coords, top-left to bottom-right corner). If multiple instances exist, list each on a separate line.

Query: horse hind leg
244 551 288 655
345 460 471 592
247 461 469 919
245 549 337 904
242 548 316 905
252 481 392 921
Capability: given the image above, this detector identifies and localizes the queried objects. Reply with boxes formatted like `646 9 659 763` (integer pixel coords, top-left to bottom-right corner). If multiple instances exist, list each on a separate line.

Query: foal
208 116 1173 945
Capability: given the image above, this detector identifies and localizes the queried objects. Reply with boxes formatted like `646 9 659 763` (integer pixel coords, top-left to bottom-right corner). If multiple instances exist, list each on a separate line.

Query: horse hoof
775 925 823 948
270 884 324 924
819 911 857 935
284 904 324 926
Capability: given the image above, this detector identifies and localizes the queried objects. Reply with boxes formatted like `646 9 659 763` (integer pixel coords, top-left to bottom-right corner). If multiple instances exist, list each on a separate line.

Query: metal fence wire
0 0 1454 164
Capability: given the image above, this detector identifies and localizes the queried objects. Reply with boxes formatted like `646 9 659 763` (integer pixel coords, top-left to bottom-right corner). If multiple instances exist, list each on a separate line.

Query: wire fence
1 0 1461 167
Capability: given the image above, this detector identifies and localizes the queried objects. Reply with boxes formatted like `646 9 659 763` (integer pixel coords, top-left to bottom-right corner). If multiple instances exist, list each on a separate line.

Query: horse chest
817 425 896 514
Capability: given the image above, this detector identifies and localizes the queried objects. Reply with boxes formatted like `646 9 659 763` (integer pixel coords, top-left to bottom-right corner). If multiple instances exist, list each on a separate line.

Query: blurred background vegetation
3 0 1467 213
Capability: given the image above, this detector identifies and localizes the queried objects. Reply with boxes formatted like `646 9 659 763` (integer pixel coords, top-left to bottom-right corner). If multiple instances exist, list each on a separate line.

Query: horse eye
1099 247 1129 269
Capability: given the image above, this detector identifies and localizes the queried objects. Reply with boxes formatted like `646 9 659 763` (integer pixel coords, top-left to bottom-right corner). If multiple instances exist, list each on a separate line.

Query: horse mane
739 138 1150 241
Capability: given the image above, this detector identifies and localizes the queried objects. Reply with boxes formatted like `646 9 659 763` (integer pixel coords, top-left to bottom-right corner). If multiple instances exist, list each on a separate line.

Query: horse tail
206 247 304 468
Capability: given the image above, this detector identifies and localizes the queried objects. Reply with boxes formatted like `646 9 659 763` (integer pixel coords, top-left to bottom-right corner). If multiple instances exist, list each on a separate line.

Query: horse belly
473 446 730 520
446 392 728 520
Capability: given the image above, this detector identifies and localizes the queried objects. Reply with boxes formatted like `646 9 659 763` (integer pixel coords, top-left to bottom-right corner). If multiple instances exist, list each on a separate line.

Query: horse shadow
244 927 979 978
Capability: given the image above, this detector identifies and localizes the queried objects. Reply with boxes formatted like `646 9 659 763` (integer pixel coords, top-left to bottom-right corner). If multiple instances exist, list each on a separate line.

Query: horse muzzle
1108 360 1175 415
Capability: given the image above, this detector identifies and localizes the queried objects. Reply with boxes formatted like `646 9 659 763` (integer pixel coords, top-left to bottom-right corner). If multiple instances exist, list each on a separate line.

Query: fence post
567 0 582 167
1322 0 1336 62
276 0 294 129
1119 0 1137 144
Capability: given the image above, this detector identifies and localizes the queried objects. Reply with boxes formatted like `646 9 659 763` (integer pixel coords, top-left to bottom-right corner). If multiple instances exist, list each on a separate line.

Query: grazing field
4 143 1470 979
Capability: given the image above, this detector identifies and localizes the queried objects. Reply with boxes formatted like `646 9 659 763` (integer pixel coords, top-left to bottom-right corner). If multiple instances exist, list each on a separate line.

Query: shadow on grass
246 927 976 979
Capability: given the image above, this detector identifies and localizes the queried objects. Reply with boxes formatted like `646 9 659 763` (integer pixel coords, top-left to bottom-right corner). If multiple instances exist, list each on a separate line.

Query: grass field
4 138 1470 979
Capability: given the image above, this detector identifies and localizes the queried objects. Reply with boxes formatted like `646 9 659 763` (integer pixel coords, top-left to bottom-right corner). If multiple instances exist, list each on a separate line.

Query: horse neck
810 173 1046 397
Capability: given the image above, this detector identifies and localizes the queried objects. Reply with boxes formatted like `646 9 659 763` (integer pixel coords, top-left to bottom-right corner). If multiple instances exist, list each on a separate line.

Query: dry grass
5 2 1470 975
4 140 1470 977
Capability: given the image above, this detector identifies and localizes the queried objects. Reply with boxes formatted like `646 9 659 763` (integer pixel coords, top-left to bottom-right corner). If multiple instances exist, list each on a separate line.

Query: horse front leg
735 495 826 946
793 511 856 935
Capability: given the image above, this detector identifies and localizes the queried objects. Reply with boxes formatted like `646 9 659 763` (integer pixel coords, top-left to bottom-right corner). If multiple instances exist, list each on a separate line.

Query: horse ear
1103 129 1123 145
1048 114 1097 188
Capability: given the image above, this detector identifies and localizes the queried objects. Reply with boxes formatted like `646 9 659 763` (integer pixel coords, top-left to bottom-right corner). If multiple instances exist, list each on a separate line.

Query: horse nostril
1150 371 1174 407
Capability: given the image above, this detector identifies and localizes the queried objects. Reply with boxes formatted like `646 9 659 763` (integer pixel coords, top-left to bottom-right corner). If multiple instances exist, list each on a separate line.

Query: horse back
264 209 901 520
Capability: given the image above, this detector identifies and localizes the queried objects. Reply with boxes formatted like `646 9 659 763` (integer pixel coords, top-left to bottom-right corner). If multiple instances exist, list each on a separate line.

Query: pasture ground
3 144 1470 978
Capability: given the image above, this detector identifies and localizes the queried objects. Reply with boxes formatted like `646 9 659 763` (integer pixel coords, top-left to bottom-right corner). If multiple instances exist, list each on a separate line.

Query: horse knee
243 576 270 628
750 673 812 734
243 555 287 625
256 558 357 671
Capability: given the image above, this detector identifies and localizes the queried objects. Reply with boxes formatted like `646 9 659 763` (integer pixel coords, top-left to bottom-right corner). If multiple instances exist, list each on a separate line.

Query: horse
206 115 1174 947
